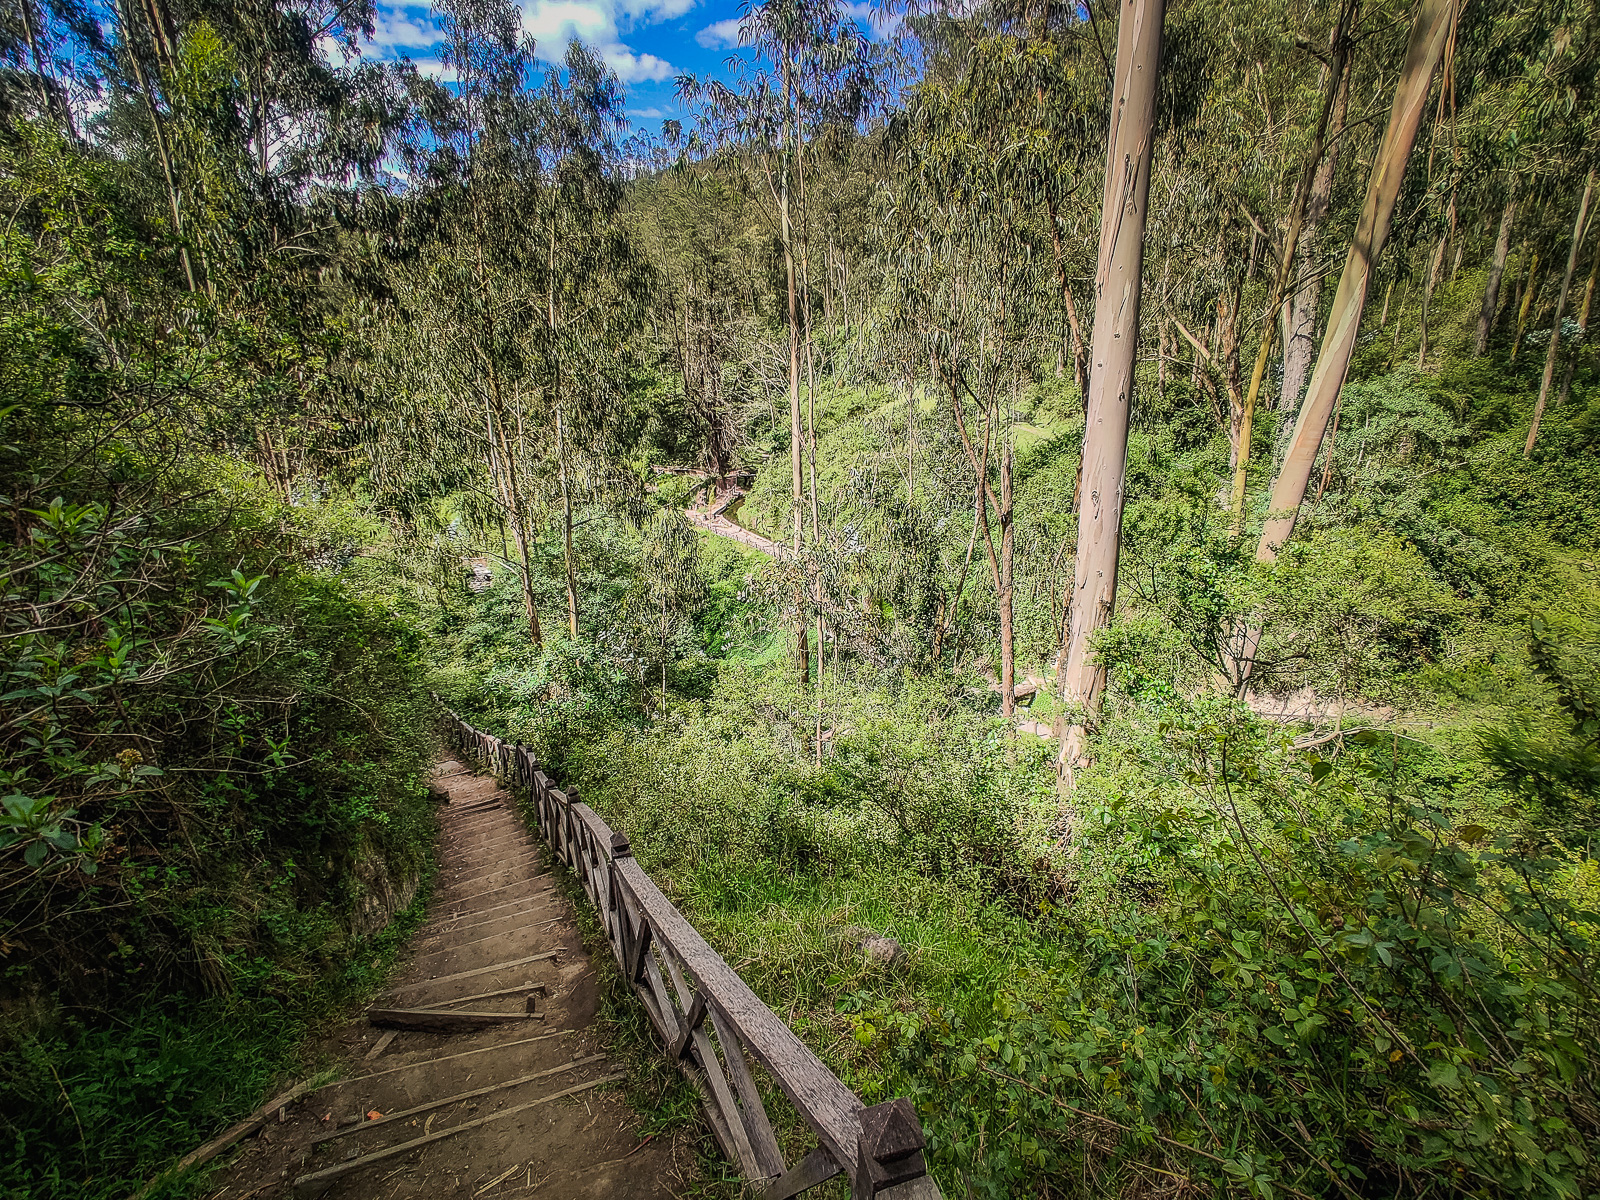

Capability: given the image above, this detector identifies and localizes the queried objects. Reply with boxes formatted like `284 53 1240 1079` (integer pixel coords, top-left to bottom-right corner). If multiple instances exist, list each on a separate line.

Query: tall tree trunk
780 57 808 684
1417 232 1447 367
1475 198 1516 355
557 399 578 637
1046 193 1091 402
115 0 197 293
1512 249 1540 362
1239 0 1453 681
548 220 578 639
999 418 1015 720
1230 0 1352 536
1058 0 1166 778
485 400 542 645
1527 169 1595 457
1220 284 1244 473
798 138 824 761
1558 244 1599 406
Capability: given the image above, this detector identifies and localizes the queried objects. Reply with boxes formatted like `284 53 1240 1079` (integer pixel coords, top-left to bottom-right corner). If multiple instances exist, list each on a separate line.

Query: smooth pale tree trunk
1417 232 1448 367
1232 0 1454 687
556 402 578 638
1513 249 1540 362
548 223 578 640
1527 169 1595 457
1058 0 1166 778
1235 0 1353 533
1476 198 1516 355
1253 0 1452 562
485 401 542 646
779 61 809 684
1221 286 1245 473
115 0 197 294
1558 246 1600 406
797 141 824 761
1046 194 1091 402
999 431 1016 718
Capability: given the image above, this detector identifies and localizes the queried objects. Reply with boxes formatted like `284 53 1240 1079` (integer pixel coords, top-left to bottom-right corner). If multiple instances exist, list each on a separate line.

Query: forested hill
3 0 1599 1195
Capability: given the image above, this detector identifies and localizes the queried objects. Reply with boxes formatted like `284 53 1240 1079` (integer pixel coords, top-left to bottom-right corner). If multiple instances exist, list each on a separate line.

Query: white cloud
601 45 675 81
844 1 902 40
627 105 669 118
369 6 441 51
408 57 461 83
518 0 681 82
695 16 741 47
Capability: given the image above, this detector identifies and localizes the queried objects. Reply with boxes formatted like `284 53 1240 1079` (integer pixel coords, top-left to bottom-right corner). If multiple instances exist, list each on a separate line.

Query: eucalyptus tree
1229 0 1454 685
524 42 652 638
679 0 889 682
1226 0 1354 536
354 0 550 642
1526 168 1594 456
882 31 1059 715
1055 0 1165 777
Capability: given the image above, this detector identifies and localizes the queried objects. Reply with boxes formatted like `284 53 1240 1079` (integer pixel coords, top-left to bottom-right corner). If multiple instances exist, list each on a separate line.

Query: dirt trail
213 759 687 1200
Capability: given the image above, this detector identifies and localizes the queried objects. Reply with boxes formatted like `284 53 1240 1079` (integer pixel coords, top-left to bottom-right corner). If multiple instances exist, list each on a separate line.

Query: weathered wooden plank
764 1146 843 1200
612 858 865 1166
653 944 764 1179
412 920 554 963
124 1076 321 1200
434 878 554 907
291 1074 625 1198
385 950 560 997
320 1031 573 1089
669 991 708 1061
708 1001 787 1178
367 1007 533 1033
415 981 546 1010
428 897 551 937
317 1055 607 1143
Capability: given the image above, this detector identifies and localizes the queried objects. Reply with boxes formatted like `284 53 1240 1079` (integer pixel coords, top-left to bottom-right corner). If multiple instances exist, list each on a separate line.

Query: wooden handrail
435 697 941 1200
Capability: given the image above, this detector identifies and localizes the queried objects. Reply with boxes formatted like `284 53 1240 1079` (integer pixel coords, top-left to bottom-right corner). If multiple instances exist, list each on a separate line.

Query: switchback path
212 759 688 1200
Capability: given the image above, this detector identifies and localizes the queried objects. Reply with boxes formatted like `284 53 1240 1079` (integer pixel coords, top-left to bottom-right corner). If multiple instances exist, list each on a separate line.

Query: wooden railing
439 700 941 1200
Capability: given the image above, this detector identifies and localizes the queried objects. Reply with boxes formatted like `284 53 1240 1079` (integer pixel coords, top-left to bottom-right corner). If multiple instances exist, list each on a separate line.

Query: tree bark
1475 198 1516 355
1220 284 1245 473
1058 0 1166 776
780 57 808 684
1512 248 1539 362
1251 0 1453 571
1046 193 1091 403
1416 231 1447 367
115 0 197 293
1229 0 1352 536
1558 242 1599 406
1526 169 1595 457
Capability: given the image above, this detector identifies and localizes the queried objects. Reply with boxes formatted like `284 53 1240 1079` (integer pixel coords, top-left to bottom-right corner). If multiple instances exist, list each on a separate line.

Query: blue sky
350 0 895 134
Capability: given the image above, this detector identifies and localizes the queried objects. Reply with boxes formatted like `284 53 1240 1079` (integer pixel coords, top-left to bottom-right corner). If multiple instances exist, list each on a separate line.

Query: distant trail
683 486 784 557
213 760 689 1200
683 507 783 557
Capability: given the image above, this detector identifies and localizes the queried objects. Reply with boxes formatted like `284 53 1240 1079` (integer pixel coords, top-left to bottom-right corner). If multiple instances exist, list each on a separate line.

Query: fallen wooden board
317 1054 608 1142
363 1030 399 1061
125 1075 322 1200
417 981 548 1010
319 1030 573 1090
292 1074 625 1197
385 950 559 997
367 1007 533 1033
